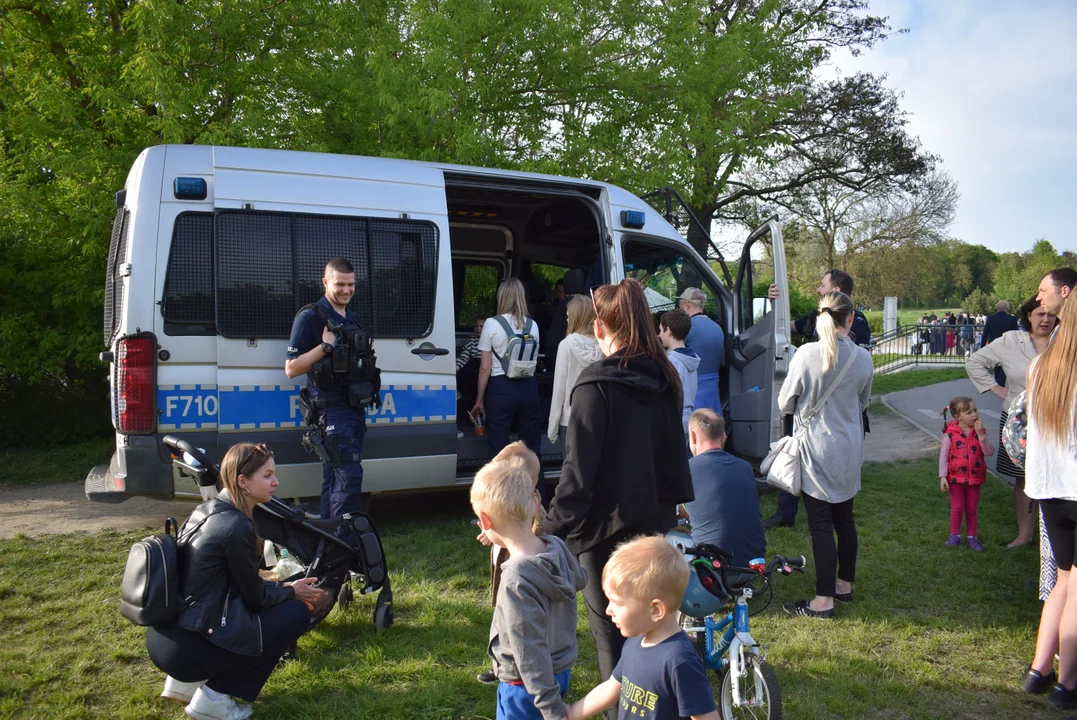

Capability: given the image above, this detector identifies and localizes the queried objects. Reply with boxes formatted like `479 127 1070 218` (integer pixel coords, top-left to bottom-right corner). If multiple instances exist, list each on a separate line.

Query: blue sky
828 0 1077 255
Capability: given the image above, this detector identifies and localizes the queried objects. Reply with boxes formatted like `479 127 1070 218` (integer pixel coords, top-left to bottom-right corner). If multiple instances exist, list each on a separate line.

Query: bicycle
667 531 806 720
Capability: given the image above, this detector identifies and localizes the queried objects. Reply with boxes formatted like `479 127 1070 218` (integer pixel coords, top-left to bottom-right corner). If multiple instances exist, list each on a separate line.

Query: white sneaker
161 676 206 704
184 687 253 720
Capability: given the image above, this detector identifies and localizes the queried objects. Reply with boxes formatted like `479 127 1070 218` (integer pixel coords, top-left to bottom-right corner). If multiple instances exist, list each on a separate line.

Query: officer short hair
325 257 355 276
828 269 855 297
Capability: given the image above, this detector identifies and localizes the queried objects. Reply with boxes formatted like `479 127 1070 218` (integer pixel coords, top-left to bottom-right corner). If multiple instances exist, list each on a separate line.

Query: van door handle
411 347 450 356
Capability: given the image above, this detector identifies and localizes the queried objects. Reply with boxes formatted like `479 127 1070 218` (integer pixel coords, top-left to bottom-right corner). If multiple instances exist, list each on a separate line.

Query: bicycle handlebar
682 544 807 580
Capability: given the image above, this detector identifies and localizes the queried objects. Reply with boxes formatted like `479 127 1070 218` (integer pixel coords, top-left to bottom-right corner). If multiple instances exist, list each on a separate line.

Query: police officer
285 257 376 519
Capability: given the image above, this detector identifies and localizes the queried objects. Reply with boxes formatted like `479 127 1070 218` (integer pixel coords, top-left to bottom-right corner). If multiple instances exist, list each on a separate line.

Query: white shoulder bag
759 349 858 496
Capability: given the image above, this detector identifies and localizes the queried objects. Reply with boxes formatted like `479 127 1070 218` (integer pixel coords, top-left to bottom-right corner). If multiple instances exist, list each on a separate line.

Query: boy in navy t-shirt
567 536 717 720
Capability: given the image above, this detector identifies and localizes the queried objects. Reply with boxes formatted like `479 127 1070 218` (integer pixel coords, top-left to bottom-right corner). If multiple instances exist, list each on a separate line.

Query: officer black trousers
485 375 544 497
321 404 366 518
146 600 311 703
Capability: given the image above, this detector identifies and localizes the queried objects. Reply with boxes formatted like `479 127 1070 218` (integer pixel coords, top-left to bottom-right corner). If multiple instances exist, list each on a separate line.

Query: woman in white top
966 296 1058 548
547 295 601 445
471 278 544 491
777 291 874 619
1023 297 1077 705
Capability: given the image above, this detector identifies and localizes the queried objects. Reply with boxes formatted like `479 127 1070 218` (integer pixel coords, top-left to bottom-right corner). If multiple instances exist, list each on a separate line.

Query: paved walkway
883 377 1007 475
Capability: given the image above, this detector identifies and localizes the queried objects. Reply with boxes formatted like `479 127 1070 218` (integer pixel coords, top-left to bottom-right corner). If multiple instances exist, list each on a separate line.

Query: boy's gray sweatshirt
488 534 587 720
668 347 701 433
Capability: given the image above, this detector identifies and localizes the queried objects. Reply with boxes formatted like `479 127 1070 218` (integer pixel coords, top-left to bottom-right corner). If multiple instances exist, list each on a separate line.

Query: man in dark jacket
981 300 1019 386
546 350 693 687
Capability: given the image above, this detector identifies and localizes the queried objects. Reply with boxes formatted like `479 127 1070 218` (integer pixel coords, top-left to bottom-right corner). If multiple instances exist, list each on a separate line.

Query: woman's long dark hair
592 278 682 405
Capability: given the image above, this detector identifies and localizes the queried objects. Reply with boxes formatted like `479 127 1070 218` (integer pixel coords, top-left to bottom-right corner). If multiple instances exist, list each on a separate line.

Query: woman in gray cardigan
966 295 1057 549
779 291 873 619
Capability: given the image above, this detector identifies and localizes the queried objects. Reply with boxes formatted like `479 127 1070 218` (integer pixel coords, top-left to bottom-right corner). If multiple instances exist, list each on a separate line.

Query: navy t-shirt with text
612 632 716 720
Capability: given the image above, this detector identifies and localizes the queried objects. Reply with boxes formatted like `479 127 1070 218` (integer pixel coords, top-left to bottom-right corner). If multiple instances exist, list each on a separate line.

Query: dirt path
863 400 938 463
0 397 936 539
0 483 194 539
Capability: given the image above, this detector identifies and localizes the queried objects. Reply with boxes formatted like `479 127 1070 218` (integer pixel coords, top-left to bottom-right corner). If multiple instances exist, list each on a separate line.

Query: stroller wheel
374 600 393 632
338 583 353 610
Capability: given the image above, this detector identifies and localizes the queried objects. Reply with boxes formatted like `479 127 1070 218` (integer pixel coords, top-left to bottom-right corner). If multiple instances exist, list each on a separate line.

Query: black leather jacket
173 490 295 656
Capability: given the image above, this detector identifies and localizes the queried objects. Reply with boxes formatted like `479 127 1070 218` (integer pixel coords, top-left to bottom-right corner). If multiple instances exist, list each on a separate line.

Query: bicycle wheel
717 653 781 720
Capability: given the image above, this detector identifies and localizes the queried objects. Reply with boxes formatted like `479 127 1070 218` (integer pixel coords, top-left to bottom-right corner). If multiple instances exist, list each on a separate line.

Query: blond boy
471 458 587 720
567 536 717 720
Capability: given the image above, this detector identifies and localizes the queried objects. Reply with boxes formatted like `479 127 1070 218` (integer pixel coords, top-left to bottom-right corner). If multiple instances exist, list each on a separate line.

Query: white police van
85 145 791 504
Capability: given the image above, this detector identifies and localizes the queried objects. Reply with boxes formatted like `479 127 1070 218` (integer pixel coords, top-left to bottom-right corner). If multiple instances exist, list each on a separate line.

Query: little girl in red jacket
940 396 996 552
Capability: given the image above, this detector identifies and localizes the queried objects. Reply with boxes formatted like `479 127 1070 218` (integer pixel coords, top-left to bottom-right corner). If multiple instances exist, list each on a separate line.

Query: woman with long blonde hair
777 291 873 619
472 278 544 487
547 294 601 446
1022 297 1077 707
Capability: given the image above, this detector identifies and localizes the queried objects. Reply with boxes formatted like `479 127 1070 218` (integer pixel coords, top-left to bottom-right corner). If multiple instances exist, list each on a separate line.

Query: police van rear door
727 217 790 460
210 147 458 498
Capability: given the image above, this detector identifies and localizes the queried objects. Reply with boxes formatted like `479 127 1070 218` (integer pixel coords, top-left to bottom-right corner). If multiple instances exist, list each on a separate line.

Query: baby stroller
163 436 393 631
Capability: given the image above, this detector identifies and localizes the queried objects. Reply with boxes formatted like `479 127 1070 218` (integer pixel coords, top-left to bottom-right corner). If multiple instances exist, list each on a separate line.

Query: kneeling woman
147 443 323 720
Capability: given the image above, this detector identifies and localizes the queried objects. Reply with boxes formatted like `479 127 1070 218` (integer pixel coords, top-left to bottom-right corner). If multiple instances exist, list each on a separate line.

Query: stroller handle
163 435 212 466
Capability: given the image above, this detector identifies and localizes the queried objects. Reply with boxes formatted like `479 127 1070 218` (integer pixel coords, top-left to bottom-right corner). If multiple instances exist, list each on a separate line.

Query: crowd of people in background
913 310 985 357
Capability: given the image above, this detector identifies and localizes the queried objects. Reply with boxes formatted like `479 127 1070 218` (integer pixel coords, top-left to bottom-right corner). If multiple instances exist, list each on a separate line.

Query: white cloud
828 0 1077 254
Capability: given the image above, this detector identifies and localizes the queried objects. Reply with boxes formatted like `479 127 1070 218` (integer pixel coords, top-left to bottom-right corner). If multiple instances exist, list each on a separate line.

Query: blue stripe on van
157 384 456 431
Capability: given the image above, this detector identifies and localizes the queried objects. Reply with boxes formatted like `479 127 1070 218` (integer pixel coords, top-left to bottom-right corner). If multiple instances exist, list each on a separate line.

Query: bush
963 288 995 316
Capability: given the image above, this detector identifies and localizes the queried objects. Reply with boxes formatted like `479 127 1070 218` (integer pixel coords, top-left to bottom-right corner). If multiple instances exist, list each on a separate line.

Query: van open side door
726 217 791 461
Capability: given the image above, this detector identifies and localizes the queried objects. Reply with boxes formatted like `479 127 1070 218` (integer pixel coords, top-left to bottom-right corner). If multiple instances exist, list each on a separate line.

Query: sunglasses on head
238 443 272 475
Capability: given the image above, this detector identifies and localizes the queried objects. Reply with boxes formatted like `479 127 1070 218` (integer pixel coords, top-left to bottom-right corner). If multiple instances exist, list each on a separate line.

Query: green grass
871 368 968 397
0 436 113 487
0 457 1055 719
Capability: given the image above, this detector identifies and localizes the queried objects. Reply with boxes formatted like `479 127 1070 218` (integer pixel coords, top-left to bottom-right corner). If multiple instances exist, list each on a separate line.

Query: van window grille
103 208 130 346
216 212 295 338
453 262 501 331
162 213 215 332
215 210 438 339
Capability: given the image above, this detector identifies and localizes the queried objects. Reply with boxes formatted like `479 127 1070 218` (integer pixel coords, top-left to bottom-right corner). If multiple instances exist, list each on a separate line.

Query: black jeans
577 508 675 692
485 375 545 500
802 494 858 597
146 599 311 702
776 490 799 521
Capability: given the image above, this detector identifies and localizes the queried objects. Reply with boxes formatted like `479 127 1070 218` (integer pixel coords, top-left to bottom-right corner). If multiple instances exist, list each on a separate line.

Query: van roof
148 144 652 210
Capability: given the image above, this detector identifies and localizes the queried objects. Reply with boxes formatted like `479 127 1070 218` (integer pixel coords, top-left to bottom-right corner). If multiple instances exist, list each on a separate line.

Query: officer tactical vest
305 303 382 409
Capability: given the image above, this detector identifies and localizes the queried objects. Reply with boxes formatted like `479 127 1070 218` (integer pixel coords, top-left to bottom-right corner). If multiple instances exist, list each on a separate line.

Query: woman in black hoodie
546 278 694 684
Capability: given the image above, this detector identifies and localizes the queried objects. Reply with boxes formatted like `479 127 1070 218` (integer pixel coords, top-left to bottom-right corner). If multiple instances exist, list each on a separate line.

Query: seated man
684 409 766 567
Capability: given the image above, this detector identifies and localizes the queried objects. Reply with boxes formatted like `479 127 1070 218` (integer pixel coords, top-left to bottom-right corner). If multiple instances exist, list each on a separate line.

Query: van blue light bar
173 177 207 200
621 210 646 229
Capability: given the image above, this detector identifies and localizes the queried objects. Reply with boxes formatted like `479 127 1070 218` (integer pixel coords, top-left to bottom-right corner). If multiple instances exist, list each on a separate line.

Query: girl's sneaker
944 534 962 547
967 536 984 552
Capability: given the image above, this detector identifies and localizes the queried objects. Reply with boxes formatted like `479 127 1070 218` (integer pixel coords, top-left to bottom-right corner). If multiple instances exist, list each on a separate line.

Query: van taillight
115 333 157 434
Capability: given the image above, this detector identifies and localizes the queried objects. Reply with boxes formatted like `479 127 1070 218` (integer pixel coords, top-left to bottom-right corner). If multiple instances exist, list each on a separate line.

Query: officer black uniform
286 295 378 518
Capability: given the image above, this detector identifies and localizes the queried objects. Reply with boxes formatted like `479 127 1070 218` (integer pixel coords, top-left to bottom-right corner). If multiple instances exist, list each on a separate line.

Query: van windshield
622 239 722 321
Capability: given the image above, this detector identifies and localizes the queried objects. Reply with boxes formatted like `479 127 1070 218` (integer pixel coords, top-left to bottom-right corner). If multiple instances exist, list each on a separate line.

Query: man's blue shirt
685 449 766 566
684 314 725 376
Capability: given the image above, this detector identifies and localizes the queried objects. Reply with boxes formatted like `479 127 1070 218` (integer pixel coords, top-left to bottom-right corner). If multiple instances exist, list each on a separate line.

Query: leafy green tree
962 288 994 317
